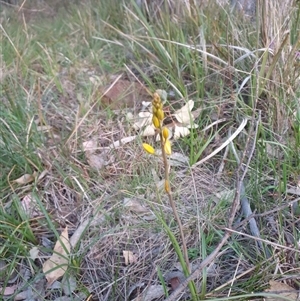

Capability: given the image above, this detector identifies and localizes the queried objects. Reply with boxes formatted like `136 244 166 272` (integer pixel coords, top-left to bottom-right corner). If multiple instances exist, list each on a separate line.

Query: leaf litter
13 172 37 185
99 78 151 109
123 250 138 265
42 227 70 286
1 19 298 300
265 280 298 301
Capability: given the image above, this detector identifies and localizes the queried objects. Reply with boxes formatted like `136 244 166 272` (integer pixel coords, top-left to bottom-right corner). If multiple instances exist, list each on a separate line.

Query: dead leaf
89 74 106 86
70 219 89 248
173 100 195 124
169 277 181 291
83 140 107 169
37 169 48 181
141 101 151 110
142 125 156 137
13 172 37 184
123 250 138 265
168 152 189 167
15 278 46 301
53 292 88 301
156 89 168 102
123 198 149 214
61 274 77 296
215 189 235 203
132 285 165 301
29 246 40 261
173 125 190 140
82 140 98 154
99 79 150 109
36 125 52 132
86 153 107 170
132 111 153 131
123 198 156 221
43 227 70 285
265 280 298 301
0 285 17 296
165 271 185 291
128 282 146 300
21 194 42 218
131 111 156 136
264 141 283 159
107 136 136 149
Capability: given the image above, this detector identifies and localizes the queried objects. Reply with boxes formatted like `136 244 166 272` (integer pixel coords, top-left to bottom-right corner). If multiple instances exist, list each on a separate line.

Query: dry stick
164 117 259 301
233 196 300 227
223 227 300 254
254 197 300 217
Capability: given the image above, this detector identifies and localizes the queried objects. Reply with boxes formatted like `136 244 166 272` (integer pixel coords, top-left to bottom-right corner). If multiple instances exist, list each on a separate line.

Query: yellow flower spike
143 143 156 155
162 127 169 140
164 139 172 155
152 107 157 115
165 180 170 193
156 108 164 121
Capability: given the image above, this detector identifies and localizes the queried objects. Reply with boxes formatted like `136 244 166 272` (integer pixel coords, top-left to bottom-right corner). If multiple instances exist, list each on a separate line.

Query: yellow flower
143 143 155 155
162 127 169 140
164 139 172 155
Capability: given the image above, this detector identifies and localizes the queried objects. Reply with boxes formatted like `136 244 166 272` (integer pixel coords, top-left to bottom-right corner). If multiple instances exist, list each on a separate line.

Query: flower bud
162 127 169 140
156 109 164 121
153 92 161 104
143 143 155 155
165 180 170 193
152 115 160 128
164 139 172 155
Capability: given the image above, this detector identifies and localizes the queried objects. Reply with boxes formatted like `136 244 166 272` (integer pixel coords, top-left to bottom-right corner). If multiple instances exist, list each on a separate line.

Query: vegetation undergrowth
0 0 299 300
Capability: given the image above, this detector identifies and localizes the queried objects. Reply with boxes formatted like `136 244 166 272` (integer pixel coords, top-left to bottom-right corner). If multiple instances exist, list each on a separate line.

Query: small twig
254 197 300 217
216 144 229 180
227 254 242 297
223 227 300 254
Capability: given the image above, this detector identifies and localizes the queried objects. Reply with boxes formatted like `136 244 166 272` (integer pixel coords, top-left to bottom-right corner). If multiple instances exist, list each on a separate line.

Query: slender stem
159 128 191 274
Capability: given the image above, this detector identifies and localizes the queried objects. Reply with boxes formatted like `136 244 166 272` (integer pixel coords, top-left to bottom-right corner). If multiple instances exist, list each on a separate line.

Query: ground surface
0 1 300 301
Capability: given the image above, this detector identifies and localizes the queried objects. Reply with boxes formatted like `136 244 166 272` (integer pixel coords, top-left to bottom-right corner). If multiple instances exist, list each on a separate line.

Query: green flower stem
159 126 191 275
156 212 198 300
